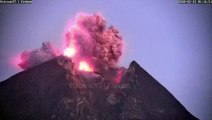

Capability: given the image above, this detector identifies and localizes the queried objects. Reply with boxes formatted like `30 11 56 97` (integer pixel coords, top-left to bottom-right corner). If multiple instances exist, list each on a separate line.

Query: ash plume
66 13 124 71
18 42 60 69
17 13 124 73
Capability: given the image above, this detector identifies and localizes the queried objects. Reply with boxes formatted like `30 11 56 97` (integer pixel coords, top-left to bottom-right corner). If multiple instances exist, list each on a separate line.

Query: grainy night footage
0 1 211 120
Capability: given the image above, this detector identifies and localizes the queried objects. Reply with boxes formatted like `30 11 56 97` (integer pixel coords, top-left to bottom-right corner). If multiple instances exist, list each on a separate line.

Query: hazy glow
63 47 76 57
79 61 93 72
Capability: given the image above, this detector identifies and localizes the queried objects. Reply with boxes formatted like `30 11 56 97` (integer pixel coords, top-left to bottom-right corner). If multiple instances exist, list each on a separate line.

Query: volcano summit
1 13 198 120
0 56 198 120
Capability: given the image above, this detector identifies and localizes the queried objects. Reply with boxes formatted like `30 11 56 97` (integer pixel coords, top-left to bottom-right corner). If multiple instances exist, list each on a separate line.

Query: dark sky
0 1 212 119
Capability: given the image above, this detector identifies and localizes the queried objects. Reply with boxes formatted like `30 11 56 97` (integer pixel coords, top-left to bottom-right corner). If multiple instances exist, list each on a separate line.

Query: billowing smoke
18 12 124 74
18 42 60 69
65 13 124 72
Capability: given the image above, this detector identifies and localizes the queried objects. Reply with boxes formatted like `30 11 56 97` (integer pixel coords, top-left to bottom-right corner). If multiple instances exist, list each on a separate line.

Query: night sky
0 1 211 120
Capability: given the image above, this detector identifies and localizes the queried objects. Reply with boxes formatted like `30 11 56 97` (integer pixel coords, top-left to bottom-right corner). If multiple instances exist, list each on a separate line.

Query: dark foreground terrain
0 56 198 120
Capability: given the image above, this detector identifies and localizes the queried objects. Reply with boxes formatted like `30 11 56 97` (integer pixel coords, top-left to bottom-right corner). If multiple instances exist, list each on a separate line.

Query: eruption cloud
18 13 124 75
64 13 124 72
18 42 60 69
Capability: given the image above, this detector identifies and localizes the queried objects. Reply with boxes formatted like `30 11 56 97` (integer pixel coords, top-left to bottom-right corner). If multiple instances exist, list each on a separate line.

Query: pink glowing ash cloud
63 13 124 72
18 13 124 74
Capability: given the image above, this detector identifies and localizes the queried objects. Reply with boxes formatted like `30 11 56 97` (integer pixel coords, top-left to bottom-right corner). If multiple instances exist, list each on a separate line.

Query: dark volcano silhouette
0 56 198 120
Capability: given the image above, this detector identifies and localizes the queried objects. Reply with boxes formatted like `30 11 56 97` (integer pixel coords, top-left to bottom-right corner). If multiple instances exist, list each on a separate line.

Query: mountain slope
0 56 198 120
119 61 198 119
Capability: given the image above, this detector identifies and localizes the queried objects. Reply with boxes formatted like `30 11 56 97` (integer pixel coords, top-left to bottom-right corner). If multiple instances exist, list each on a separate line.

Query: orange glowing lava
63 47 76 57
79 61 93 72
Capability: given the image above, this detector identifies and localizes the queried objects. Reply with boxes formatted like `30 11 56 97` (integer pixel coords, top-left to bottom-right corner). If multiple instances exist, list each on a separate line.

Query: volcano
0 56 198 120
